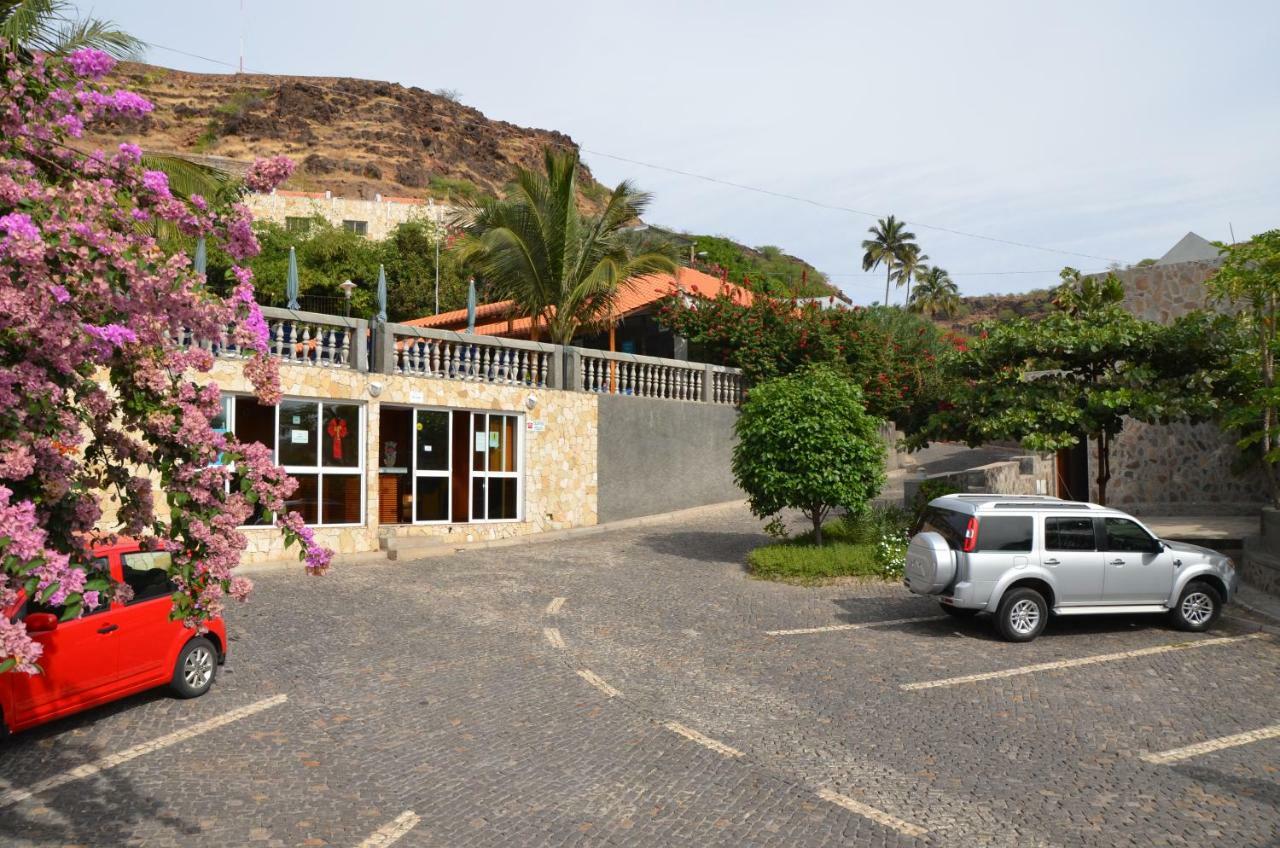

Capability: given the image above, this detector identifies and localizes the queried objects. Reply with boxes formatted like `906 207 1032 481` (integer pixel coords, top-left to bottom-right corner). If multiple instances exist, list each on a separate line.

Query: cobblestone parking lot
1 505 1277 847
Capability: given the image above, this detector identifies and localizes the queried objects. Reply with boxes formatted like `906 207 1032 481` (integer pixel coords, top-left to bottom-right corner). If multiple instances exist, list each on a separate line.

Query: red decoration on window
326 418 349 461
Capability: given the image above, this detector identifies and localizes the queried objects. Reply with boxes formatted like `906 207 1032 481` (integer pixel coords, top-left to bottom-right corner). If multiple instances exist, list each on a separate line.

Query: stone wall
245 191 457 240
903 454 1055 507
195 361 597 564
1088 260 1269 512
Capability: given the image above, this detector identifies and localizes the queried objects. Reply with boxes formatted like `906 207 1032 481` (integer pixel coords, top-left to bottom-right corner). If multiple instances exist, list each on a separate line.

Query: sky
80 1 1279 304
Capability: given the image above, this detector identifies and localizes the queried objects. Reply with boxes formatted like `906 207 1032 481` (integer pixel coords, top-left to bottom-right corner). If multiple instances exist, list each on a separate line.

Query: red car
1 539 226 735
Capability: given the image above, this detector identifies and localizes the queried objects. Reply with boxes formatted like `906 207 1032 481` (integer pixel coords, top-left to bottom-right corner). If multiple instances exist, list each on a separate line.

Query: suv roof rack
952 493 1061 501
991 502 1093 510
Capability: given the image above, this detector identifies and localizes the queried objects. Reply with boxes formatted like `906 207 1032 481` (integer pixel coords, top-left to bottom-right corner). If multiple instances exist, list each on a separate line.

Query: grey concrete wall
596 395 741 523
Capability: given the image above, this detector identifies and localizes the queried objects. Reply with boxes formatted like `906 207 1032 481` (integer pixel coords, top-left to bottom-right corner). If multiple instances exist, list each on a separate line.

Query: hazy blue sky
82 1 1278 303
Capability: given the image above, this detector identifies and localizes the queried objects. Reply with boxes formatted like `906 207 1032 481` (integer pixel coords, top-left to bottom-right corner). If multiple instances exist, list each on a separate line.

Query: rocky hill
88 62 601 204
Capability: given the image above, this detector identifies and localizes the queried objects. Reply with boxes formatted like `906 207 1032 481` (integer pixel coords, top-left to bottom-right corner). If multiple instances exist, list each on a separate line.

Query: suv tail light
962 516 978 552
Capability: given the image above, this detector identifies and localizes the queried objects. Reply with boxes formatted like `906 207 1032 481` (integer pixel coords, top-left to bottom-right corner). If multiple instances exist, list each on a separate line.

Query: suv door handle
1043 558 1060 565
1109 559 1125 565
97 624 118 634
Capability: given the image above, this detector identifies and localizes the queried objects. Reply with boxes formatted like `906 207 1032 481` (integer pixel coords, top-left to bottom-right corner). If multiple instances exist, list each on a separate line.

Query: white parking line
0 694 288 809
543 627 565 649
545 596 566 615
766 615 945 637
1141 723 1280 765
576 669 621 698
356 810 421 847
816 788 929 839
902 633 1266 691
663 721 744 758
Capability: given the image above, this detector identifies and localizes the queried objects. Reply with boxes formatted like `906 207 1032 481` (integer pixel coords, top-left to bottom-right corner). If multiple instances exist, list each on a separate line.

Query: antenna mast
239 0 245 73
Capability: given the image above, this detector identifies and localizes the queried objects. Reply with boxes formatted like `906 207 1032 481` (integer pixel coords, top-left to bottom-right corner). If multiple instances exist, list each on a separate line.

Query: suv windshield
913 507 968 549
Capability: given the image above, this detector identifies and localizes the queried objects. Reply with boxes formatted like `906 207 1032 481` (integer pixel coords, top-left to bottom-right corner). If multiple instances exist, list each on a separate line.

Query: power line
141 40 1124 265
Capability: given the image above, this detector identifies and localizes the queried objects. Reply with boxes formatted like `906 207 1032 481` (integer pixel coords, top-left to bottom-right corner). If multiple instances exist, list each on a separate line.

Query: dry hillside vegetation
86 63 607 204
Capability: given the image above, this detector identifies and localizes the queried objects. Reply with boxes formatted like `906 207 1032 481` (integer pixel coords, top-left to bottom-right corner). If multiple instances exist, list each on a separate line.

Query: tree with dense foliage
1207 229 1280 507
908 266 960 317
890 244 929 303
0 0 141 58
733 365 885 545
206 218 469 321
458 147 678 344
909 271 1245 504
658 291 957 424
0 49 330 674
861 215 917 306
686 234 831 297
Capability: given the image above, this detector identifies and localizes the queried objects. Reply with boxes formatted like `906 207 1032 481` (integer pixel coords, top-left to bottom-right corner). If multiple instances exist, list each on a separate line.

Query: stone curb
237 499 751 574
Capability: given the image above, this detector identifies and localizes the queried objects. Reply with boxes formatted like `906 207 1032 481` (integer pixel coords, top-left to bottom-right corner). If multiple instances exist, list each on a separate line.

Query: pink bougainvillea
0 50 331 673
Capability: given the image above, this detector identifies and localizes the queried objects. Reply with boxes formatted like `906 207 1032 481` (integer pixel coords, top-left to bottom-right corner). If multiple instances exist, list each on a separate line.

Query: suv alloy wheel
995 587 1048 642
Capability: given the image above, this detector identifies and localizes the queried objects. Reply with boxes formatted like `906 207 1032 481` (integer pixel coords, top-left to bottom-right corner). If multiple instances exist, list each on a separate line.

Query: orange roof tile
402 267 753 339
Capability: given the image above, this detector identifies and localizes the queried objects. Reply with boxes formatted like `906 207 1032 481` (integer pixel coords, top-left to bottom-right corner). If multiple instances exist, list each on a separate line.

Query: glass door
470 412 521 522
412 409 451 523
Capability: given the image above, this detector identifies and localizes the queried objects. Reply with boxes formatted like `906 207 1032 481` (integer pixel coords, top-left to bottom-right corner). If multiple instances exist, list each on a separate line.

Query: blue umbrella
376 264 388 322
193 237 207 277
466 278 477 334
286 246 301 309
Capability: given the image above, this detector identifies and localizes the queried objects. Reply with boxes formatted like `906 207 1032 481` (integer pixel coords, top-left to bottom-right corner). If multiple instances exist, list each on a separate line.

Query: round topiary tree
733 364 886 544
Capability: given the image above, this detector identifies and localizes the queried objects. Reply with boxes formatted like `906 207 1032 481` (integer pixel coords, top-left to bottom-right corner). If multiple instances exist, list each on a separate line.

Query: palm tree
908 265 961 318
861 215 917 306
458 147 679 345
890 243 929 303
1 0 142 58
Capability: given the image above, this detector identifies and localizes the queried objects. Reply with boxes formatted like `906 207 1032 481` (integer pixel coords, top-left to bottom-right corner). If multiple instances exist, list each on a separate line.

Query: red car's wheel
170 637 218 699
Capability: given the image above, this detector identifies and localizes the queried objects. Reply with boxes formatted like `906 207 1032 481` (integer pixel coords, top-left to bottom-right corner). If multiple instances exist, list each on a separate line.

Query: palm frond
49 16 143 59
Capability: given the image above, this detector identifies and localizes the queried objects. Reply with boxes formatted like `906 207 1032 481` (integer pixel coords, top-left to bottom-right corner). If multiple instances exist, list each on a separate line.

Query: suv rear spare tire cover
905 532 955 595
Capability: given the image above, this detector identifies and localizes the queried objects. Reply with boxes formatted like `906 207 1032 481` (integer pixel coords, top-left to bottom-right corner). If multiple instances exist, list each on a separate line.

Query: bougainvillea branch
0 48 327 674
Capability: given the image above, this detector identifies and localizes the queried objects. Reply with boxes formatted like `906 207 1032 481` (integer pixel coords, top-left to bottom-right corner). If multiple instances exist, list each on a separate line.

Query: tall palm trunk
884 266 891 306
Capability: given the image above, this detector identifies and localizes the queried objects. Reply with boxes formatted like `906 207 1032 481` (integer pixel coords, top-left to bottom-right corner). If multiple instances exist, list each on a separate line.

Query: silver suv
905 494 1239 642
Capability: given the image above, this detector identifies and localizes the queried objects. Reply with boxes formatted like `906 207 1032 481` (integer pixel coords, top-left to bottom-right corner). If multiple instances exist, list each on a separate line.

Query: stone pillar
562 347 582 391
701 363 713 402
352 318 370 372
370 320 395 374
544 346 561 389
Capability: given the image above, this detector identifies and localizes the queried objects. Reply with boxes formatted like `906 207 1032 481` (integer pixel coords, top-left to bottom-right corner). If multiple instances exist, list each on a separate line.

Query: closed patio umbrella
466 277 477 334
286 246 301 309
193 237 207 278
376 264 388 322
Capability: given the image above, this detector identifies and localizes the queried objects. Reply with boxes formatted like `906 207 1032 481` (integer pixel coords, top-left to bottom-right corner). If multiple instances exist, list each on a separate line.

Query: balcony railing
196 309 743 404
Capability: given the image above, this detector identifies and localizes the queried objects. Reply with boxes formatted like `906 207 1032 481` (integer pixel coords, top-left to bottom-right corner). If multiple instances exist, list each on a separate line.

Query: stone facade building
1087 234 1269 513
244 190 458 240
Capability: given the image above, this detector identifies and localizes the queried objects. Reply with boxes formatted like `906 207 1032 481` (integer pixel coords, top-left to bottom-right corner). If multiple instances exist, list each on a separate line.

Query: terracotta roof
403 267 753 338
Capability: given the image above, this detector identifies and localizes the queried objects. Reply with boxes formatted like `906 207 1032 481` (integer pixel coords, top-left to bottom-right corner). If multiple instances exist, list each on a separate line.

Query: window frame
342 219 368 236
974 515 1034 553
226 394 366 528
469 411 523 524
1043 515 1098 552
412 406 452 525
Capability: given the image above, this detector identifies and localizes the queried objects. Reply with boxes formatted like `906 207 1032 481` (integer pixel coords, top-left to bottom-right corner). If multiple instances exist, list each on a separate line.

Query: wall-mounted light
525 393 537 410
368 381 383 398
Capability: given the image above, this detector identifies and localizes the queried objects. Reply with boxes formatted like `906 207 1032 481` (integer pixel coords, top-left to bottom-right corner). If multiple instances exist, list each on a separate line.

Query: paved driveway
2 505 1278 847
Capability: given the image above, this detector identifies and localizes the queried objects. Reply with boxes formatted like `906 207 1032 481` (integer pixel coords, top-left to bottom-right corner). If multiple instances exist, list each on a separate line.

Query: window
414 409 450 522
913 507 968 549
228 395 365 527
285 216 313 234
342 219 368 236
25 557 112 618
122 551 176 604
975 516 1033 552
471 412 520 521
1044 517 1096 552
1104 518 1160 553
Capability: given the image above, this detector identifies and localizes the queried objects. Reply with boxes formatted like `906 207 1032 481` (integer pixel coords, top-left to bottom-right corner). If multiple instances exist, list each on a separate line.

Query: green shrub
747 506 911 584
733 364 885 545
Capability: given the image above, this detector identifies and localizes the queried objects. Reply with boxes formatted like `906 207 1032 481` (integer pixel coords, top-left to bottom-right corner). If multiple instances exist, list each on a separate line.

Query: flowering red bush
658 292 950 423
0 49 330 674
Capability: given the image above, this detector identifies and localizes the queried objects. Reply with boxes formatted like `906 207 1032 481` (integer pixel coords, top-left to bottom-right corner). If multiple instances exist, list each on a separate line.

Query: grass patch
747 508 908 585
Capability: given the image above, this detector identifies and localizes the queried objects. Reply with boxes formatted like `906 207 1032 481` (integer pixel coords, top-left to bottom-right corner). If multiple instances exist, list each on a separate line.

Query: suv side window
1045 517 1096 551
914 507 968 549
1103 518 1160 553
122 551 177 604
975 516 1033 552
